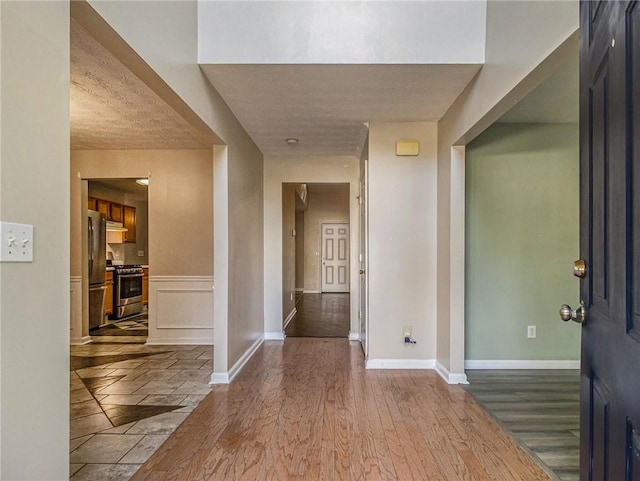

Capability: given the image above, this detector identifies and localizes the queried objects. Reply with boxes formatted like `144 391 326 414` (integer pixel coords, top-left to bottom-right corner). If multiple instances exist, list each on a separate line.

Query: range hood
106 221 128 232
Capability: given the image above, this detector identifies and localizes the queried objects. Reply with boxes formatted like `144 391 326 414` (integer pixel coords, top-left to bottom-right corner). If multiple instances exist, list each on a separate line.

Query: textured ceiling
201 64 481 157
90 179 148 201
70 21 209 150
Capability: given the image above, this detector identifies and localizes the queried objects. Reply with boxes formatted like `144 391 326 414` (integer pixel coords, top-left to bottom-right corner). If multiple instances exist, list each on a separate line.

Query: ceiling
70 20 209 150
71 19 577 156
90 179 148 201
201 64 482 157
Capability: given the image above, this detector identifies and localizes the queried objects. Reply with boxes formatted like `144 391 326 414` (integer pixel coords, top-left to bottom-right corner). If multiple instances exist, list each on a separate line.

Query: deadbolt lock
573 259 586 278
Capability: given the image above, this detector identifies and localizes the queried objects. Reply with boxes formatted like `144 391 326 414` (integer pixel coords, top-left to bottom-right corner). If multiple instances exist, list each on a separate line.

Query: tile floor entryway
70 343 214 480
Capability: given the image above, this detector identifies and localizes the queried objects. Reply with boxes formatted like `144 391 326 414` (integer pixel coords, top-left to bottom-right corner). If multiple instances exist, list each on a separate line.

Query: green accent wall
465 123 580 360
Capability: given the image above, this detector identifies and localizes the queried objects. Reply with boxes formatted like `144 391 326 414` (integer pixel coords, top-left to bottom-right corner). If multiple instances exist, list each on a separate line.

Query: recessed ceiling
201 64 482 157
498 53 578 124
70 20 209 150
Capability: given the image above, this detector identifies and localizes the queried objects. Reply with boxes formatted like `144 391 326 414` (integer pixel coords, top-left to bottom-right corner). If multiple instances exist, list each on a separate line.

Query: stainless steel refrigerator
88 210 107 330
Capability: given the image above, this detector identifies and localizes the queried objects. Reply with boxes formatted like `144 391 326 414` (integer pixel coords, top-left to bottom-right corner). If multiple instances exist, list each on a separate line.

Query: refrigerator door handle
88 216 94 275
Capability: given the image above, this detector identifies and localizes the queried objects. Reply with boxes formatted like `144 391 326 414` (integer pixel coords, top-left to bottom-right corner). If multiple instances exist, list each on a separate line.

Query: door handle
559 301 587 324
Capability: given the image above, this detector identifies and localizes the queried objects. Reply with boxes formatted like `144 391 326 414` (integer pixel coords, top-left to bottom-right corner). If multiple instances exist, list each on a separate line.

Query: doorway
283 183 351 337
86 178 149 343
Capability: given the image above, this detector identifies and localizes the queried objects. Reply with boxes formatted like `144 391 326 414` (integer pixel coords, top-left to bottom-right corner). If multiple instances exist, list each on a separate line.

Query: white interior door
321 223 349 293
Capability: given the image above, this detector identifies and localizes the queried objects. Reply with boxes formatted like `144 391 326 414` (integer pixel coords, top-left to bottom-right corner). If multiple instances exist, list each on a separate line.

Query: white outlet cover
0 221 34 262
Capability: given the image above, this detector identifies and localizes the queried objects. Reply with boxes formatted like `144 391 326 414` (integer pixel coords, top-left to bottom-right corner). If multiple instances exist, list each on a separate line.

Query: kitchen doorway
86 178 149 343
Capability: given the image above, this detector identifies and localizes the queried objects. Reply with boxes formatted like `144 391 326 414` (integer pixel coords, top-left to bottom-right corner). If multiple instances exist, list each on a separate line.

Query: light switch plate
0 221 34 262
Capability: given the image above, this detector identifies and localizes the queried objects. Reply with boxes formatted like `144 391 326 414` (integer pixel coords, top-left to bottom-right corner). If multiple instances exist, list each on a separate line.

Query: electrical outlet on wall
527 325 537 338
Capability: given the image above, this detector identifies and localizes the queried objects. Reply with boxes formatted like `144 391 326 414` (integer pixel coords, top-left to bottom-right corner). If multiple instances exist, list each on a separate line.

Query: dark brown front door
579 1 640 479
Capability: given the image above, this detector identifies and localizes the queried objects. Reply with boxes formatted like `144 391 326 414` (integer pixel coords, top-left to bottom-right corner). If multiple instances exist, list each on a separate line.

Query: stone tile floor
70 343 213 480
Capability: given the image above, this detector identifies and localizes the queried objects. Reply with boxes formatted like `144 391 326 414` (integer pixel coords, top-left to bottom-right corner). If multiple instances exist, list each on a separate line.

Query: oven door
115 273 143 306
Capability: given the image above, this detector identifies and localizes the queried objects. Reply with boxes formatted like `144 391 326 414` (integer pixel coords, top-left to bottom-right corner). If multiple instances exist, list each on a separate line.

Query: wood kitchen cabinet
87 197 97 210
110 202 123 223
104 270 113 316
123 205 136 243
96 199 110 219
142 267 149 305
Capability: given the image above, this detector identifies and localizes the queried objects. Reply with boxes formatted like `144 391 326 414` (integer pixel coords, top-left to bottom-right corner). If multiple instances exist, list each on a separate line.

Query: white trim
464 360 581 370
146 337 213 345
70 335 92 346
151 276 214 284
348 332 360 341
303 290 321 294
210 336 264 385
283 307 296 329
264 331 285 340
436 361 469 385
366 359 436 370
70 275 82 282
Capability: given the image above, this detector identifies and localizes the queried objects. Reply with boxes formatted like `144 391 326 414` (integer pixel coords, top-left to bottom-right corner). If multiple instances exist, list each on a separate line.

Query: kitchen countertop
106 266 115 272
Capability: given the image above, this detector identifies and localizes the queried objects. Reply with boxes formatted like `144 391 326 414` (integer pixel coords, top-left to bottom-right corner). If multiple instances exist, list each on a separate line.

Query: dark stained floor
285 293 350 337
464 369 580 481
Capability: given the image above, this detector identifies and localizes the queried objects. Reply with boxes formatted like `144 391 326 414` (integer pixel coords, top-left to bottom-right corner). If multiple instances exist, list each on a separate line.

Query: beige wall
1 2 70 479
282 184 296 322
71 150 214 344
71 149 213 277
264 156 359 337
367 122 438 363
303 185 350 293
436 1 578 378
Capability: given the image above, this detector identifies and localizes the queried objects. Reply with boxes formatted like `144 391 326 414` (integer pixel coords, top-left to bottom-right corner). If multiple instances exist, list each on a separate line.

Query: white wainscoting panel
146 276 214 345
70 276 87 345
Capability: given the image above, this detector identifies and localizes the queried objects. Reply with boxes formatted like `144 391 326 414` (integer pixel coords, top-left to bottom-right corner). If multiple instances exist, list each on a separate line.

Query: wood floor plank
130 340 552 481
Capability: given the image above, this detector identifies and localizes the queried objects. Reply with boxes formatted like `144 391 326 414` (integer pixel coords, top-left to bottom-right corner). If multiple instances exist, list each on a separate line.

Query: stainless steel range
111 265 144 319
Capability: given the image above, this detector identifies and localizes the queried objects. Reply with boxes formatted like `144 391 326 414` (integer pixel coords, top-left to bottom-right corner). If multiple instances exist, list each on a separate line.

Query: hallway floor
464 370 580 481
285 292 350 337
70 343 213 480
131 338 551 481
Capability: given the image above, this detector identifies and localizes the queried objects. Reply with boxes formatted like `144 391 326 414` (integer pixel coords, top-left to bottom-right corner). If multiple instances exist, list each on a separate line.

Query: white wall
1 2 70 479
81 0 264 377
367 123 438 365
435 0 579 378
198 1 486 64
264 156 359 338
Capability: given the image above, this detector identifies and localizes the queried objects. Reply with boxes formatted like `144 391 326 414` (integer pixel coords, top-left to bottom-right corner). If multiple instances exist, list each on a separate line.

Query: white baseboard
70 335 92 346
436 361 469 385
464 359 581 370
283 308 297 329
210 336 264 385
264 331 285 340
303 290 321 294
348 332 360 341
146 337 213 345
366 359 436 370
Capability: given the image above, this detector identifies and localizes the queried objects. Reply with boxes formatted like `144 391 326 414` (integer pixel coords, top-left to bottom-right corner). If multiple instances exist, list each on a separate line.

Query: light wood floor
132 339 551 481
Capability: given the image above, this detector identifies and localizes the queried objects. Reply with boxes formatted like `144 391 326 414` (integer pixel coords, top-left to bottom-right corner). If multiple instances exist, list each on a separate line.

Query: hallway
285 293 350 338
131 338 551 481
